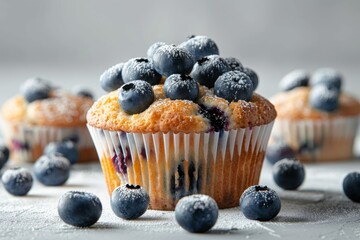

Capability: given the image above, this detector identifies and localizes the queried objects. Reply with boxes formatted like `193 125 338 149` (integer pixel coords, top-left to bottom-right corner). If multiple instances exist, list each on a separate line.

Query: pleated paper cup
88 121 274 210
270 116 359 162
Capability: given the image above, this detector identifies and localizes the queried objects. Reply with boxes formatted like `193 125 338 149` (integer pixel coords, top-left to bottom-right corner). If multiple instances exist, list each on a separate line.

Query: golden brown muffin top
271 87 360 120
1 91 93 127
87 85 276 133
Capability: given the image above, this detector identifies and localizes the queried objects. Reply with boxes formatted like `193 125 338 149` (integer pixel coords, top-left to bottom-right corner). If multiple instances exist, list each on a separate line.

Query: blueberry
100 63 125 92
152 44 195 77
241 67 259 91
0 144 10 170
44 141 79 165
214 70 253 102
240 185 281 221
58 191 102 227
191 55 231 89
33 154 71 186
164 74 199 101
310 68 342 91
343 172 360 202
147 42 166 59
62 134 80 144
110 184 149 220
309 84 339 112
279 69 309 91
198 105 228 132
179 35 219 61
225 57 243 71
175 194 218 233
72 86 94 100
273 158 305 190
122 57 162 85
118 80 155 115
265 142 296 165
20 77 52 103
1 167 33 196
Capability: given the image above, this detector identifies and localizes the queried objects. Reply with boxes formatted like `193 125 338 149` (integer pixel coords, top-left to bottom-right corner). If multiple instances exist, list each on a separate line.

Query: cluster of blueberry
279 68 342 112
100 35 258 115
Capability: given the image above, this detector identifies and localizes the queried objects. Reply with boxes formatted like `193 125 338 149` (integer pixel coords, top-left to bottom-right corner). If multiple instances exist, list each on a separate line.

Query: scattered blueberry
118 80 155 115
122 57 162 85
110 184 149 220
191 55 231 89
44 141 79 165
1 167 33 196
147 42 167 59
20 77 52 103
100 63 125 92
152 44 195 77
58 191 102 227
0 144 10 170
72 86 94 100
214 70 253 102
179 35 219 61
279 69 309 91
273 158 305 190
164 74 199 101
175 194 218 233
225 57 243 71
33 154 71 186
343 172 360 202
240 185 281 221
310 68 342 91
309 84 339 112
62 134 80 144
265 142 296 165
242 67 259 91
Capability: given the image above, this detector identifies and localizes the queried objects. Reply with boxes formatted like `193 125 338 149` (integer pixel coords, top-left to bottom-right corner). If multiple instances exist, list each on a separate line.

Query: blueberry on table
191 55 231 89
110 184 150 220
1 167 33 196
214 70 253 102
164 74 199 101
310 68 342 91
147 41 166 59
309 84 339 112
265 142 296 165
279 69 309 91
100 63 125 92
179 35 219 61
225 57 243 71
152 44 195 77
122 57 162 85
175 194 218 233
273 158 305 190
33 154 71 186
58 191 102 227
0 144 10 170
343 172 360 202
118 80 155 115
44 141 79 165
241 67 259 91
20 77 52 103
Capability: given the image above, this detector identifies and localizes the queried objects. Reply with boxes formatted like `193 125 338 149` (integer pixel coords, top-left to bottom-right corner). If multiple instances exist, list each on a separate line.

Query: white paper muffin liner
270 116 359 162
87 121 274 210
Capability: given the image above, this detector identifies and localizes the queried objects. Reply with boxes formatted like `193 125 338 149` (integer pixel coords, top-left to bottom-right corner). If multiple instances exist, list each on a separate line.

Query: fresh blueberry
152 44 195 77
225 57 243 71
72 86 94 100
118 80 155 115
179 35 219 61
310 68 342 91
214 70 253 102
44 141 79 165
191 55 231 89
279 69 309 91
265 142 296 165
62 134 80 144
110 184 150 220
58 191 102 227
175 194 218 233
100 63 125 92
242 67 259 91
0 144 10 170
240 185 281 221
147 42 167 59
33 154 71 186
164 74 199 101
343 172 360 202
273 158 305 190
309 84 339 112
1 167 33 196
20 77 52 103
122 57 162 85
